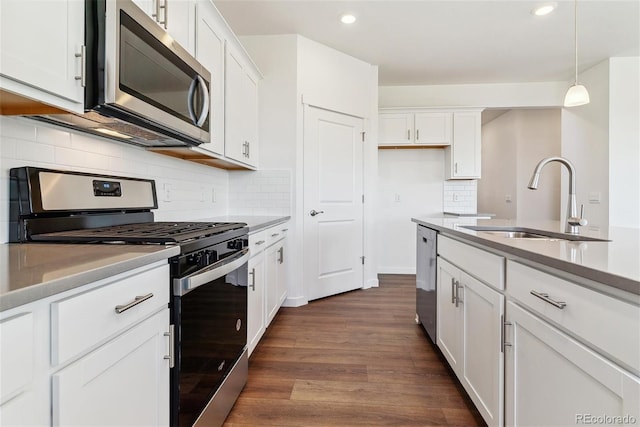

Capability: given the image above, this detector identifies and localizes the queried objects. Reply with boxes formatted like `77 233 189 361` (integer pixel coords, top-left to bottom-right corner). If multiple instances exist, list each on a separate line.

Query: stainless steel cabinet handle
282 228 288 232
454 162 458 174
501 315 512 352
310 210 324 216
74 45 86 87
278 247 284 264
255 240 266 246
153 0 160 20
164 324 174 368
416 129 420 141
249 268 256 291
247 141 250 158
271 233 280 238
159 0 167 28
451 278 456 304
455 281 463 307
407 129 410 140
530 291 567 309
115 293 154 313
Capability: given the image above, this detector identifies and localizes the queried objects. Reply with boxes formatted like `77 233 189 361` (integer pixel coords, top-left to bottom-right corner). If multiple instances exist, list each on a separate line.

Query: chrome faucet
528 156 587 234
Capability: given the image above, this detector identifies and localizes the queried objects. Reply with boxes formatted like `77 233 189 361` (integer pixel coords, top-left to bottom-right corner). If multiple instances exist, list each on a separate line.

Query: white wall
609 57 640 229
479 109 561 220
0 116 229 244
479 112 518 219
561 60 611 231
376 149 444 273
240 34 379 305
379 81 567 109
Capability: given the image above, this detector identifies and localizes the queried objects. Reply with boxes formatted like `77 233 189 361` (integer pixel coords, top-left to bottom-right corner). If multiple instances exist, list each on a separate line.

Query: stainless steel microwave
34 0 211 148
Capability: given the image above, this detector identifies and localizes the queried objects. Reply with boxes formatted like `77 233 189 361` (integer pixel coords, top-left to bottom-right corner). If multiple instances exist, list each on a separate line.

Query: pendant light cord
574 0 578 84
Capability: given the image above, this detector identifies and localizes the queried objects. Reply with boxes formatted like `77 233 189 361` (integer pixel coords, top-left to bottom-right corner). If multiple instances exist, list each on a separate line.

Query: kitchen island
412 216 640 427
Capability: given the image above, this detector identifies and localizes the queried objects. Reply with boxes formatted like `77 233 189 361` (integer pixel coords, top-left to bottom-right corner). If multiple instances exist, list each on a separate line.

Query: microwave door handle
187 76 198 124
195 75 209 127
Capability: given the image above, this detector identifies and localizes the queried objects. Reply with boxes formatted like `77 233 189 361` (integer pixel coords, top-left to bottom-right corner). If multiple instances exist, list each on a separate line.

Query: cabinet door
247 253 266 356
265 243 280 326
446 111 481 179
195 0 225 155
0 312 39 426
165 0 195 55
0 0 84 108
461 272 504 427
243 71 259 167
52 310 171 426
505 302 640 427
378 113 414 145
224 49 246 163
436 257 462 374
414 112 452 145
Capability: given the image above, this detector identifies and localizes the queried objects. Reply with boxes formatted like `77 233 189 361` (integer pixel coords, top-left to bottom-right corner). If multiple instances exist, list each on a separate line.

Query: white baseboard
364 278 379 289
282 295 307 307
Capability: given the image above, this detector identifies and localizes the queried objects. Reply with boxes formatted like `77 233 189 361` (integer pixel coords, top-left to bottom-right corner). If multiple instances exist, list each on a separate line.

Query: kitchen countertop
204 215 290 233
0 244 180 312
412 217 640 298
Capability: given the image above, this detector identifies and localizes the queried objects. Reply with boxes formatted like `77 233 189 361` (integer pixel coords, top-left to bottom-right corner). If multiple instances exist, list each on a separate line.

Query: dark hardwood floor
224 274 486 426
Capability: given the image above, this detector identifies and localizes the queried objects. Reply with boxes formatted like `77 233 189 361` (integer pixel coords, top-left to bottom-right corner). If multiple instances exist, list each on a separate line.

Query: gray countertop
203 215 290 233
0 244 180 312
412 217 640 297
0 216 289 312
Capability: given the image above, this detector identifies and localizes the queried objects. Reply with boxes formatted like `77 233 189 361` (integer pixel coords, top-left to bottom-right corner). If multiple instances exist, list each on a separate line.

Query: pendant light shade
564 84 590 107
564 0 590 107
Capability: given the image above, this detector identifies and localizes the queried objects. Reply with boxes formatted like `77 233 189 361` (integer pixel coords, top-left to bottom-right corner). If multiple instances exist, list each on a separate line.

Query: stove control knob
205 250 217 263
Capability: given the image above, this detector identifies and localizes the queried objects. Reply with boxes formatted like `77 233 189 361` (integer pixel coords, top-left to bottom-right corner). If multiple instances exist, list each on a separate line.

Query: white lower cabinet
247 247 266 356
505 301 640 427
246 223 288 356
0 262 172 426
52 309 170 426
437 256 504 427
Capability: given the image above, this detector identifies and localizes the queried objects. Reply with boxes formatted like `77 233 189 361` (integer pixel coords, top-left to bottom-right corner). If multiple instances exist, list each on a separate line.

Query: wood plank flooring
224 274 486 426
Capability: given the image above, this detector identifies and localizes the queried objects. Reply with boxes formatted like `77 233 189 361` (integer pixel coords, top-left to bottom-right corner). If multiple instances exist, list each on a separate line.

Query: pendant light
564 0 590 107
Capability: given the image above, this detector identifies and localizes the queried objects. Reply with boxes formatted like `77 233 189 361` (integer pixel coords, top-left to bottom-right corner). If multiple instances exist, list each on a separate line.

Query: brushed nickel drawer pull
530 291 567 309
254 240 266 246
115 293 154 313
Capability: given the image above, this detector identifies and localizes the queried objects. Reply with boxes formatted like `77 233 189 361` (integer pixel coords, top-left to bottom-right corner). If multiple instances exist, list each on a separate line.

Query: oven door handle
173 248 249 296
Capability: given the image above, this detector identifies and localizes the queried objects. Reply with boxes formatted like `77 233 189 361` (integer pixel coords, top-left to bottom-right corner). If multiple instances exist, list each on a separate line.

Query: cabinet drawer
248 230 267 256
266 224 288 247
507 260 640 374
438 235 504 290
51 265 169 365
0 312 34 403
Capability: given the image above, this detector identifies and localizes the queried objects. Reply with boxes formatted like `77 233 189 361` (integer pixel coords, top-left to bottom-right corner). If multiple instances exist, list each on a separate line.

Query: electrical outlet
394 193 401 203
453 192 461 202
163 183 171 202
505 194 512 203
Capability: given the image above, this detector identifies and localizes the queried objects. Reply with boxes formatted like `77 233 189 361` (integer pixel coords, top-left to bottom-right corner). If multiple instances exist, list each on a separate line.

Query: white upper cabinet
0 0 84 113
133 0 195 54
445 111 482 179
225 47 259 168
378 111 452 146
194 0 225 155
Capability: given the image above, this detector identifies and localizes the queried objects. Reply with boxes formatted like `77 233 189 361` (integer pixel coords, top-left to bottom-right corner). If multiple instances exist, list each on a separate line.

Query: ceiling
213 0 639 87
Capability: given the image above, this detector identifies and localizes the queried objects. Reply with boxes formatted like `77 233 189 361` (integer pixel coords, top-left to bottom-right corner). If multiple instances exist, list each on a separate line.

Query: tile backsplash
0 116 230 243
228 170 292 216
443 180 478 214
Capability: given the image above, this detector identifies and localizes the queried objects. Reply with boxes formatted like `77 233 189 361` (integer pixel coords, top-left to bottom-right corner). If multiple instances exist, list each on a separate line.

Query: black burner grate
30 222 246 244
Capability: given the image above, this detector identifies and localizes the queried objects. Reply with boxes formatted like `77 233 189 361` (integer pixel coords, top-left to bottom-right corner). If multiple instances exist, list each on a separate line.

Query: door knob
310 209 325 216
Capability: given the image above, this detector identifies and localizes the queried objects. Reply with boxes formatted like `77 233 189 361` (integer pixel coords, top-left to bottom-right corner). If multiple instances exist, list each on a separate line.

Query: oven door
103 0 211 143
171 249 249 426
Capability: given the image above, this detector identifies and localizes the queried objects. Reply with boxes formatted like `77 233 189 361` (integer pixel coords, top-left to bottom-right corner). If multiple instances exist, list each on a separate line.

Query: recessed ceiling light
340 14 356 24
531 3 557 16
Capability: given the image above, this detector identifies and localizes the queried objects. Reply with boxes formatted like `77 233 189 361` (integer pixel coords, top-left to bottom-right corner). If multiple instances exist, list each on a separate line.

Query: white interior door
303 105 364 301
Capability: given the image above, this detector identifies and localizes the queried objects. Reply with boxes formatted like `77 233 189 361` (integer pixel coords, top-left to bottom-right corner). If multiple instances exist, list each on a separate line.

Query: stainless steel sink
460 226 610 242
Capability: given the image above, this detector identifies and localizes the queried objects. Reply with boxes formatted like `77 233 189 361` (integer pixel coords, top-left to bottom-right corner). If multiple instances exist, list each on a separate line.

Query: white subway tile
0 117 36 141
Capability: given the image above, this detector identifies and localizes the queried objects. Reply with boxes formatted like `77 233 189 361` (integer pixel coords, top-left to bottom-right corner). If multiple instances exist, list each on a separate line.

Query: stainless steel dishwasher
416 225 437 343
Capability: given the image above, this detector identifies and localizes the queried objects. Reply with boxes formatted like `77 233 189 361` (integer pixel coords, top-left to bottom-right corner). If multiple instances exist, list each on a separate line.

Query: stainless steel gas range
9 166 249 426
